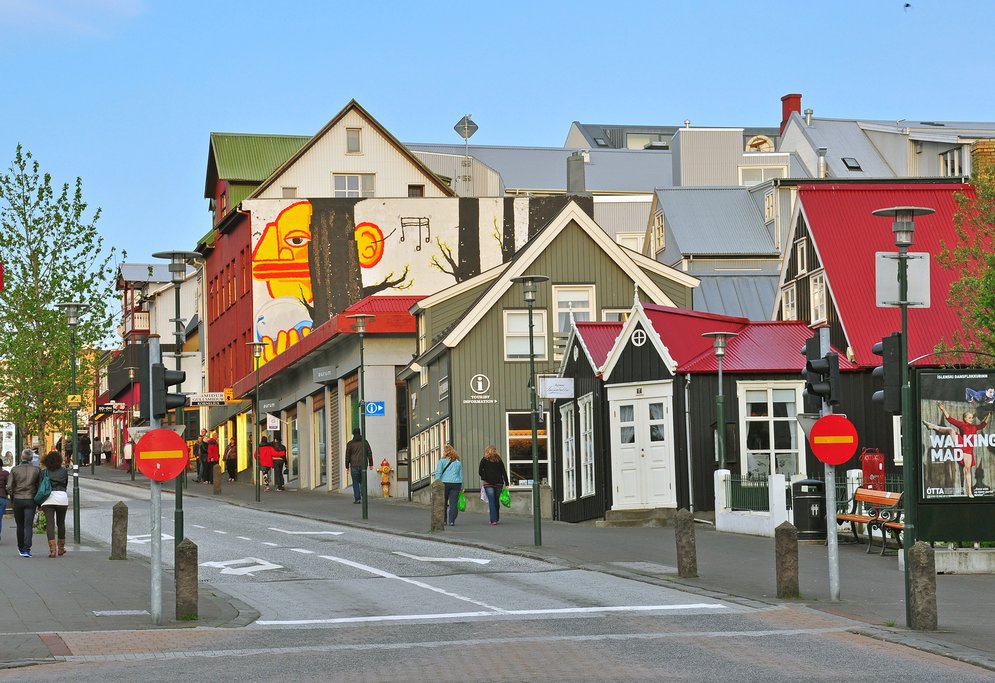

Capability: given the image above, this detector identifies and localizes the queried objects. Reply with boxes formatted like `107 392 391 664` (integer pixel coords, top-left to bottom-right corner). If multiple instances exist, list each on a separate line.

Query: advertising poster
919 370 995 500
0 422 15 468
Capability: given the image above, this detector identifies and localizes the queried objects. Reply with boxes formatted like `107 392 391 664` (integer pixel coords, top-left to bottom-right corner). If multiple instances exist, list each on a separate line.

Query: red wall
206 206 255 392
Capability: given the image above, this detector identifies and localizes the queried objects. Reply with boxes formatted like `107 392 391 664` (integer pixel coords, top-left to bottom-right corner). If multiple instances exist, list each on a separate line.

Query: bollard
213 464 222 495
775 521 800 598
110 501 128 560
175 538 199 621
430 479 445 531
909 541 938 631
674 508 698 578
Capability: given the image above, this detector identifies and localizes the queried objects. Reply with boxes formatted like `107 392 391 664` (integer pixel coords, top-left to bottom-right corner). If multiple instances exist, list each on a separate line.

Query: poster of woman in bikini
919 370 995 500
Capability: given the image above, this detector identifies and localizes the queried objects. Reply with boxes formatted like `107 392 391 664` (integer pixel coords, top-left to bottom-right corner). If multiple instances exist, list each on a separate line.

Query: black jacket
478 457 509 488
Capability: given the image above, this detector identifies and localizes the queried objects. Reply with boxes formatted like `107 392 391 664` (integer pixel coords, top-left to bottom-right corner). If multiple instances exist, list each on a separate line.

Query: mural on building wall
245 195 591 364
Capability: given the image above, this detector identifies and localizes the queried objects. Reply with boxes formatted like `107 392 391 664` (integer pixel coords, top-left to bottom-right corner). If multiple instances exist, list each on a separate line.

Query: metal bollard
175 538 199 621
430 480 445 532
674 508 698 578
909 541 938 630
111 501 128 560
775 521 800 598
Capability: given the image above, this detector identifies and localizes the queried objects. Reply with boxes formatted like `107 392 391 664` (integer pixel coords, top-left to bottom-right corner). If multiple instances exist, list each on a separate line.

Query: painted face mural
251 201 315 363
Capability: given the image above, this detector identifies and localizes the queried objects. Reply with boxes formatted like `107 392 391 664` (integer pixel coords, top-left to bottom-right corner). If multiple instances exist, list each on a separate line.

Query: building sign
919 370 995 500
539 377 574 399
463 373 498 405
313 366 336 384
365 401 385 416
0 422 16 468
188 392 227 407
266 413 281 431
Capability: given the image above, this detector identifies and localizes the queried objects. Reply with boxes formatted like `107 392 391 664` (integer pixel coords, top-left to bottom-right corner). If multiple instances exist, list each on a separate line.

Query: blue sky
2 0 993 264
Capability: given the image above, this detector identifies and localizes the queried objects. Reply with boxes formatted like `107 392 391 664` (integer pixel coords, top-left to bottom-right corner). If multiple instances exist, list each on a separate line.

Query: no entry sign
135 428 189 481
808 414 858 466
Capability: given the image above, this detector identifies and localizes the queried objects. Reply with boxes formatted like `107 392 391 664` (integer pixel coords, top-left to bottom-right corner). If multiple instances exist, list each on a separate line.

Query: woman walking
434 444 463 526
270 438 288 491
478 445 509 526
223 437 238 482
39 450 70 557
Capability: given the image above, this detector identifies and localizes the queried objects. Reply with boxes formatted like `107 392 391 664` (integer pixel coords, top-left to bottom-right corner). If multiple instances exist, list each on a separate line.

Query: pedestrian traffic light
806 351 841 405
151 362 188 419
871 332 902 414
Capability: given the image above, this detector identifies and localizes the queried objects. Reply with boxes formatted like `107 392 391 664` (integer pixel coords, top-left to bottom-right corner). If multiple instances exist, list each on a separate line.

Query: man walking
193 431 208 483
345 428 373 504
7 449 40 557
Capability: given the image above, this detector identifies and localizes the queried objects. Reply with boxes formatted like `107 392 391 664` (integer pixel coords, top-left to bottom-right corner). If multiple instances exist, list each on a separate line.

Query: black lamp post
872 205 933 628
347 313 375 520
247 341 265 503
124 365 137 481
510 275 549 547
152 250 199 550
56 301 84 544
703 331 738 471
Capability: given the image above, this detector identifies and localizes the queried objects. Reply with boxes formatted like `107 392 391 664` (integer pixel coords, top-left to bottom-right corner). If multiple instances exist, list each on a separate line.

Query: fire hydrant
377 458 393 497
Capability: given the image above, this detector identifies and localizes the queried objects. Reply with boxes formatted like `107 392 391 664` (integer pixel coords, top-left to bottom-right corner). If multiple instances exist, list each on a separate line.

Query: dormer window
346 128 362 154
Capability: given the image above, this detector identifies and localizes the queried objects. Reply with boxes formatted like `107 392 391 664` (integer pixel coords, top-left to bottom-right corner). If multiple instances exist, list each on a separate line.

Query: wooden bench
836 488 904 555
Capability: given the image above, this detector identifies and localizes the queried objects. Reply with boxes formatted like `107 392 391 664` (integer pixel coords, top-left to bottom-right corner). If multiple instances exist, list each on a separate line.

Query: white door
608 383 676 510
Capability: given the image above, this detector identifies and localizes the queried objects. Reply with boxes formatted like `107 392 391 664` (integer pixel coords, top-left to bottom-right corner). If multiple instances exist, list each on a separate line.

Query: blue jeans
444 483 461 525
484 485 501 523
351 467 364 501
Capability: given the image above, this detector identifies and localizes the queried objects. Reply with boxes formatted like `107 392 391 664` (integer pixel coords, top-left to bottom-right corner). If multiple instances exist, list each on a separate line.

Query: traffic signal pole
148 336 163 626
817 327 841 602
898 241 916 629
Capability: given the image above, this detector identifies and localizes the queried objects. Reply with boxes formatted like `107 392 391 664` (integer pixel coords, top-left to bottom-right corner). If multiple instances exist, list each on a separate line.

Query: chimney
817 147 828 178
780 93 802 134
567 151 587 194
971 140 995 176
804 108 813 126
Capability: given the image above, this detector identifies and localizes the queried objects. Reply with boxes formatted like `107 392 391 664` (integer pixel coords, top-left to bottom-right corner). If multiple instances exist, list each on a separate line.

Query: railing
123 311 151 336
727 475 770 512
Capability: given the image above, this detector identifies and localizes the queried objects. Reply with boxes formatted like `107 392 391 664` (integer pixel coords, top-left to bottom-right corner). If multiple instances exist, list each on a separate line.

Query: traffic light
151 362 188 419
805 351 841 405
871 332 902 414
801 336 822 412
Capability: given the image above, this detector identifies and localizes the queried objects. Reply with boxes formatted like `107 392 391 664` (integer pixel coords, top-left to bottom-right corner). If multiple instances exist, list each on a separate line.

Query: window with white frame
795 240 807 274
764 191 775 222
579 393 595 496
506 412 549 486
282 186 297 199
740 166 785 186
781 285 797 321
602 309 631 322
810 271 827 323
939 147 962 176
616 232 644 253
739 382 805 481
333 173 375 198
419 364 428 388
504 310 547 361
553 285 594 333
346 128 362 154
410 418 448 484
653 212 665 252
417 315 427 354
560 402 576 502
438 376 449 402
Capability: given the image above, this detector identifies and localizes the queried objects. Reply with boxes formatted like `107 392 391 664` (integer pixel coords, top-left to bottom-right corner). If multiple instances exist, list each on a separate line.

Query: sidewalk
74 465 995 670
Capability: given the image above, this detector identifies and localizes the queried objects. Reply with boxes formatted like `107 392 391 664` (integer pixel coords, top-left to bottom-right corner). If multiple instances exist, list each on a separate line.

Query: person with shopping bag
434 444 463 527
478 445 509 526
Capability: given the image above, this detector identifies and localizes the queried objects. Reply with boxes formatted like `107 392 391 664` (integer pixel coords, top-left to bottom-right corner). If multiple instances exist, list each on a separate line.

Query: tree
937 164 995 366
0 145 122 446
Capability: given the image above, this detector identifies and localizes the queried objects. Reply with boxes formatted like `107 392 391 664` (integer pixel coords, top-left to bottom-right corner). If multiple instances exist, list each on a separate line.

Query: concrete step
596 508 677 528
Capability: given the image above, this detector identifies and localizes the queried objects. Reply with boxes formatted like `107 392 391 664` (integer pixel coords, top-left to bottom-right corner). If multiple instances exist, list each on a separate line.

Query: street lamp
56 301 85 545
872 205 934 628
247 341 266 503
124 365 137 481
347 313 375 520
510 275 549 547
703 331 738 471
152 250 199 550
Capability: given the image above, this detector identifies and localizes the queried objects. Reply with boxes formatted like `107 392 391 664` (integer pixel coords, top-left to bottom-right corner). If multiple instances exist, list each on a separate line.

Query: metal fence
727 475 770 512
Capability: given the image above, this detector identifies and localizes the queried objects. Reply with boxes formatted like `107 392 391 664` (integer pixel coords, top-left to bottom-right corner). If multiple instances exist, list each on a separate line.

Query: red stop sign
135 428 189 481
808 414 858 465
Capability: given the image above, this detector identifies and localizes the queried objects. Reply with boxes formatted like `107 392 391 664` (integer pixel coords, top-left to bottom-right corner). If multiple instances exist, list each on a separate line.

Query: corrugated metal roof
334 295 425 334
406 143 673 193
692 273 780 320
575 321 624 370
798 183 971 367
205 133 309 198
642 304 747 368
797 119 895 177
655 187 777 256
571 123 781 150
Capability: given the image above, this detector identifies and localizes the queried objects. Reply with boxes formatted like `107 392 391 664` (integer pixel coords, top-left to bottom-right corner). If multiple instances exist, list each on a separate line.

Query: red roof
574 322 624 370
798 183 972 367
332 295 424 334
641 305 855 374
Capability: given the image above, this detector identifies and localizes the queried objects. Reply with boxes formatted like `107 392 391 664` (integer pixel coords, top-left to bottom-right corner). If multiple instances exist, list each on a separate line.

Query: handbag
34 470 52 505
480 488 488 503
457 490 466 512
500 487 511 508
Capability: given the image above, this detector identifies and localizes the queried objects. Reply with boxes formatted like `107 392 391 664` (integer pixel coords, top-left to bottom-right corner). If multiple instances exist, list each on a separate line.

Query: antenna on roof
454 114 478 195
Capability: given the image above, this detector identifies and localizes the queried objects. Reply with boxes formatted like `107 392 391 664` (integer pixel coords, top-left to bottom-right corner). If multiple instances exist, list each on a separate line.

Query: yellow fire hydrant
377 458 393 497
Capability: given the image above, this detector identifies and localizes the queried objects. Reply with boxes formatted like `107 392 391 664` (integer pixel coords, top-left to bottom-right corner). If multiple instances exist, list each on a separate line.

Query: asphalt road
12 479 990 682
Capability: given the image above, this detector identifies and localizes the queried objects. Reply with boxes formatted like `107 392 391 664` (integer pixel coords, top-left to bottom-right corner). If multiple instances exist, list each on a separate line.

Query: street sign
365 401 385 416
135 428 189 481
187 392 226 406
67 394 82 408
875 252 930 308
223 388 234 402
808 414 859 466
